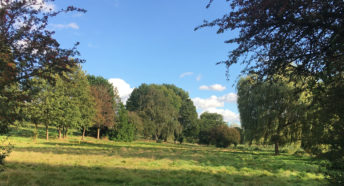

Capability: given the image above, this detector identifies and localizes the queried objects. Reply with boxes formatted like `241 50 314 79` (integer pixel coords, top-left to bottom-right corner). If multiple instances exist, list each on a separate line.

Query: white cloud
192 96 224 110
202 108 240 124
179 72 193 78
192 93 237 110
108 78 134 103
192 92 239 123
196 74 202 81
199 84 226 91
219 93 237 103
51 22 80 30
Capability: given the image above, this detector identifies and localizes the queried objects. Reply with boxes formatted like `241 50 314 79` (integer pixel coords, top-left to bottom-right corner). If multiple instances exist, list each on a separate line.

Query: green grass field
0 125 328 185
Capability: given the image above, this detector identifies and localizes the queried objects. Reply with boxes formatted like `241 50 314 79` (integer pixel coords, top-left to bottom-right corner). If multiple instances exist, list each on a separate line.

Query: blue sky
49 0 243 124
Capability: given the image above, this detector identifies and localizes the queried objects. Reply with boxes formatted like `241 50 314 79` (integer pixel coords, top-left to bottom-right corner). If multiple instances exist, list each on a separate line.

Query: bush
211 126 241 148
326 159 344 185
198 130 212 145
0 137 13 166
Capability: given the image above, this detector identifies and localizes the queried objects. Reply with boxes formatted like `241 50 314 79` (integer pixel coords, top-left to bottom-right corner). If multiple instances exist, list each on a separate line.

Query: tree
91 85 115 139
126 84 182 142
197 0 344 81
237 74 306 155
164 85 199 143
109 104 135 142
0 0 85 133
211 125 240 148
198 112 226 145
87 75 119 139
72 69 96 140
127 111 143 139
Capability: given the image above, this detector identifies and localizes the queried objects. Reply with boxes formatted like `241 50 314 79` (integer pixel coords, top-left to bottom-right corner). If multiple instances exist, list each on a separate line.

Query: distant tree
211 126 240 148
109 104 135 142
163 84 198 143
67 67 95 140
127 111 143 139
199 112 226 131
178 98 199 143
127 84 182 142
87 75 119 139
91 85 115 139
198 112 226 145
87 75 120 103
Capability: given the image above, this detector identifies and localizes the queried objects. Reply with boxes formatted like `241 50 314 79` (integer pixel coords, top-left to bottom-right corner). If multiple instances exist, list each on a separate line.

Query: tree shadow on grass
0 161 326 186
12 141 325 176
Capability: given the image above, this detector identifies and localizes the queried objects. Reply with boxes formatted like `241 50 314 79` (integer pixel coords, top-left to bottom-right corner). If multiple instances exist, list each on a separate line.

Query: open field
0 126 328 185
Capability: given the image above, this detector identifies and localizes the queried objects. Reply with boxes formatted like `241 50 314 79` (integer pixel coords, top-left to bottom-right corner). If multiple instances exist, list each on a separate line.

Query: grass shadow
0 161 326 186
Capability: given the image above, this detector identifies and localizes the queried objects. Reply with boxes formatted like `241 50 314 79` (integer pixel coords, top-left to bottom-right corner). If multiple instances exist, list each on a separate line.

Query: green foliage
0 137 13 166
178 99 199 142
0 1 85 135
237 74 306 154
127 84 188 142
197 0 344 82
198 112 227 145
109 104 135 142
87 75 120 104
212 126 241 148
0 83 24 134
326 159 344 185
26 66 96 140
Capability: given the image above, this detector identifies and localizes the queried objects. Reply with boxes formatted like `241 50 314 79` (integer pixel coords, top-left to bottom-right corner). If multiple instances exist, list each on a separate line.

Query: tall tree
127 84 182 141
237 74 306 155
71 69 96 140
91 85 115 139
87 75 119 139
109 103 135 142
164 84 199 142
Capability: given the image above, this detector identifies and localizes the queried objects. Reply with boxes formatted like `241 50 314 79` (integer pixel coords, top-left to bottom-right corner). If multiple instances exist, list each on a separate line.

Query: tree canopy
197 0 344 80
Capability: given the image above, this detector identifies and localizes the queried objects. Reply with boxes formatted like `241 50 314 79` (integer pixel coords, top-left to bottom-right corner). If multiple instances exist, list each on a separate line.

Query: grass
0 125 328 185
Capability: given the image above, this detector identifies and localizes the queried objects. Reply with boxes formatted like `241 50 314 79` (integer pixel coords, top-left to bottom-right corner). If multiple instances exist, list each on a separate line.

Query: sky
46 0 244 125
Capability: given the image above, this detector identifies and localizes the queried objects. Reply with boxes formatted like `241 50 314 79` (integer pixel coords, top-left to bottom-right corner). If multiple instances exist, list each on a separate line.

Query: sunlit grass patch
0 128 329 185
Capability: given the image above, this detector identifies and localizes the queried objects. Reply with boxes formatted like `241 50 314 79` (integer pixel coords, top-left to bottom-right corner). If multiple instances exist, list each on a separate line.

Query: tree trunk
34 123 38 141
62 126 65 138
274 141 280 155
65 128 68 139
45 125 49 141
82 127 86 140
97 128 100 140
58 128 62 139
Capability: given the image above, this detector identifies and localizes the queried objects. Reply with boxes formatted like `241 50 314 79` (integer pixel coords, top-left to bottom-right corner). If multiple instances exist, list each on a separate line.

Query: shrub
326 159 344 185
0 137 13 166
211 126 241 148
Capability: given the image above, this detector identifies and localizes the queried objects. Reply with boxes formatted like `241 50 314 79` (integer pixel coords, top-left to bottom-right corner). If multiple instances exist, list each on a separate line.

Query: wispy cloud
87 43 99 48
51 22 80 30
199 84 226 91
179 72 193 78
196 74 202 81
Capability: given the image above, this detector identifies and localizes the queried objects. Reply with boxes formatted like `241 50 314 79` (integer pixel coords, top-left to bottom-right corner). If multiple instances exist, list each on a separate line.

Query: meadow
0 125 328 186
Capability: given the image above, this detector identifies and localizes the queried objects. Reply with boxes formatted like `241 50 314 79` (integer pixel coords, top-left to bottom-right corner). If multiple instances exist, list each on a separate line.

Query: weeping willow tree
237 73 309 155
